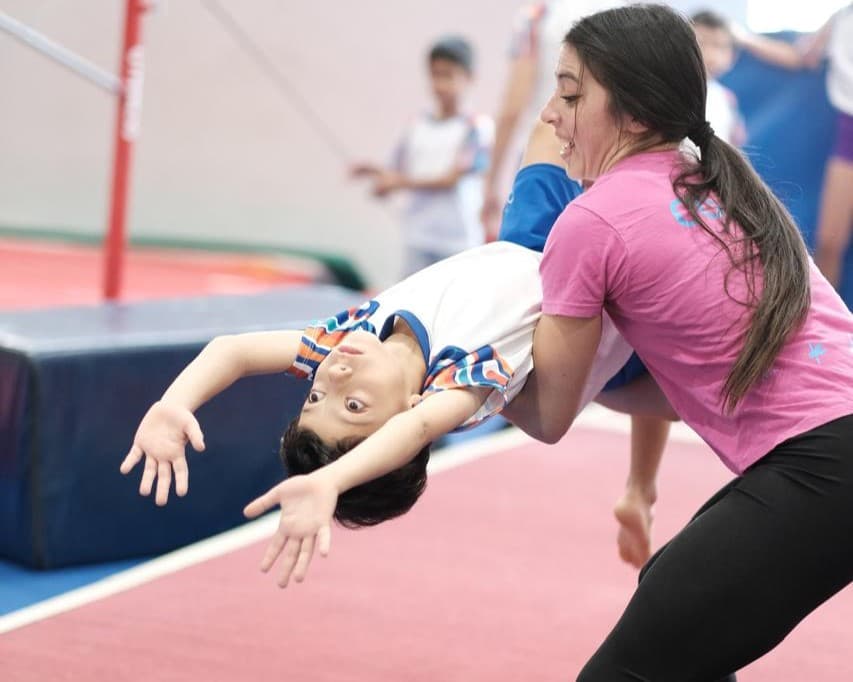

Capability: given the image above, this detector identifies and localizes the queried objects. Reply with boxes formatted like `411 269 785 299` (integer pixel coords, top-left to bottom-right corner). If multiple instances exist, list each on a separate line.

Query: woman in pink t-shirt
503 5 853 680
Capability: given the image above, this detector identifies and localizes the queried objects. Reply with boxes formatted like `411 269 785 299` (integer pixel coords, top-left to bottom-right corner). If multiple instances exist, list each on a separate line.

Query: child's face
429 57 470 110
693 25 735 79
298 330 416 444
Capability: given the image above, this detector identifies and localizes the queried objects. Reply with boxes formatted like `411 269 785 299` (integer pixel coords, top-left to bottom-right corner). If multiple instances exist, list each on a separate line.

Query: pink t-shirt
541 149 853 473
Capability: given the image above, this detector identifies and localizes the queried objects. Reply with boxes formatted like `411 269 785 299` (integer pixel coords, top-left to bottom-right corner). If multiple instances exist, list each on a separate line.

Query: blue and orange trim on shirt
290 303 516 419
289 301 379 380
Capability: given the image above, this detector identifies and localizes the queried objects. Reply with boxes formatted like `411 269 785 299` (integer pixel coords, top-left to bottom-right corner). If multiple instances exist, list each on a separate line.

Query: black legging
578 414 853 682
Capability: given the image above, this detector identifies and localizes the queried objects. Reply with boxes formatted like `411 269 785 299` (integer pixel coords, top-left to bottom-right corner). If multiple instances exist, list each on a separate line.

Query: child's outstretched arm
352 118 490 198
243 386 489 587
732 14 836 69
355 164 471 198
121 330 302 505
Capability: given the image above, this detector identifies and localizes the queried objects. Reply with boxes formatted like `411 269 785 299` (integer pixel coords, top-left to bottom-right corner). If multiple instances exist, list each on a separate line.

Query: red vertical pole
103 0 147 300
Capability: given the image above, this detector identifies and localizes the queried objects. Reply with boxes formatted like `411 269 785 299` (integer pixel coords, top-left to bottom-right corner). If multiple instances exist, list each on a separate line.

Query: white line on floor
0 407 704 634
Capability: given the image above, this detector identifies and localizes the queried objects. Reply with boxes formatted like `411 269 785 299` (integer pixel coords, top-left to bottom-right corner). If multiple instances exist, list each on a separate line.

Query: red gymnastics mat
1 420 851 681
0 237 322 310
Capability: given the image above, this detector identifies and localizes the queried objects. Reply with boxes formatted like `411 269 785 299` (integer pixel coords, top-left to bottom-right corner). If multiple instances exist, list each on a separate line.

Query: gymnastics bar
0 1 151 301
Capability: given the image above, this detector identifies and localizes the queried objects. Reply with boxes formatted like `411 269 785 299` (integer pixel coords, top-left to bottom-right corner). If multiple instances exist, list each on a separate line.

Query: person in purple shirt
502 4 853 680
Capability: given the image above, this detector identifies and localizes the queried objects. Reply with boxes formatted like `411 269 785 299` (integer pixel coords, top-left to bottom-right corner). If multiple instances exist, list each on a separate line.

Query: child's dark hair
690 9 732 34
566 4 809 412
280 418 431 528
428 35 474 73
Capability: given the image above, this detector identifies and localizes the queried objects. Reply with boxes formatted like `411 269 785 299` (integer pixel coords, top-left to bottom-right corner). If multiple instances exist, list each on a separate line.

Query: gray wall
0 1 745 288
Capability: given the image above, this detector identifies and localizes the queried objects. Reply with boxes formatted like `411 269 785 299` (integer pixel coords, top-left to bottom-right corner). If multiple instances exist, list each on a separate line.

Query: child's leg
518 119 566 167
497 123 582 252
577 415 853 682
593 365 678 568
613 414 670 569
813 156 853 288
594 371 678 421
595 368 677 569
498 124 676 571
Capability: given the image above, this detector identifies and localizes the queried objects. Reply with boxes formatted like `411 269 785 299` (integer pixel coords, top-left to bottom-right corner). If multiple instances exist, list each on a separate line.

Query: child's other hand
797 35 825 68
243 472 338 588
120 401 205 506
728 19 748 47
349 162 381 178
371 170 405 197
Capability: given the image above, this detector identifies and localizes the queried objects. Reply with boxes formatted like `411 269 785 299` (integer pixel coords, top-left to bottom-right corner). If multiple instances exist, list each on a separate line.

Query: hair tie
688 120 715 149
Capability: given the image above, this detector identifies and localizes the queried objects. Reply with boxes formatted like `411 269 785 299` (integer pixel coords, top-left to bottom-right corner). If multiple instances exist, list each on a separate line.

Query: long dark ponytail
567 3 810 411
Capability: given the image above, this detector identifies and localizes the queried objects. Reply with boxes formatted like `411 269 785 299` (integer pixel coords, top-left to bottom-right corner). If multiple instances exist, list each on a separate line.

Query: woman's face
540 44 634 185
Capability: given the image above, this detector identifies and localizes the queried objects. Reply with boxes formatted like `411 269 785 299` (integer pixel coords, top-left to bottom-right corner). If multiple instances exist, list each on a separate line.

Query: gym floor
3 408 851 681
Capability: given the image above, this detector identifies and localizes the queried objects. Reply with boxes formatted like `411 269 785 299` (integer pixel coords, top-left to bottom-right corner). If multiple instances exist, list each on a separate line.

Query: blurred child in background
691 10 747 147
351 36 493 278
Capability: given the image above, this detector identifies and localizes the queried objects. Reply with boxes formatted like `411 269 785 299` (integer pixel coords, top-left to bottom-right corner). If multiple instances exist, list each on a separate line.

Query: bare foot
613 492 654 569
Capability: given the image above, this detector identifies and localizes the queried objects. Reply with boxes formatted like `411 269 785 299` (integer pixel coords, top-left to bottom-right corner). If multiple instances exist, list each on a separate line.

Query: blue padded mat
0 286 362 568
0 557 143 615
721 36 853 306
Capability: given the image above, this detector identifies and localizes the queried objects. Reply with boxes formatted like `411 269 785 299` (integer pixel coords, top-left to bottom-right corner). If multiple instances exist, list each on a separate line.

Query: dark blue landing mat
0 285 363 569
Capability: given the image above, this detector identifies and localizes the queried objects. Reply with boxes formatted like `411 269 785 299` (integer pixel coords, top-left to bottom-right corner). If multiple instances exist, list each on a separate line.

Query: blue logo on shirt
669 197 724 229
808 342 826 364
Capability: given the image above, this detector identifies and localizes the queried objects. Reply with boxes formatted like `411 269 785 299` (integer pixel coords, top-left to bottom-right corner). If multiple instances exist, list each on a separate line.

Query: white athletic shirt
827 6 853 115
289 241 632 431
706 79 746 146
393 113 494 255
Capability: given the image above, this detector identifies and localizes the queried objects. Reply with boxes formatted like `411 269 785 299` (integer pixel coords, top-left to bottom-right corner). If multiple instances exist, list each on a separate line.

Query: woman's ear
626 116 650 135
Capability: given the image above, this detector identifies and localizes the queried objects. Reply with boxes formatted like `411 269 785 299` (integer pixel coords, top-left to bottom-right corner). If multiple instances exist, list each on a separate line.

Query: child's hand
371 170 405 197
120 401 206 506
243 472 338 588
349 162 381 178
728 19 749 47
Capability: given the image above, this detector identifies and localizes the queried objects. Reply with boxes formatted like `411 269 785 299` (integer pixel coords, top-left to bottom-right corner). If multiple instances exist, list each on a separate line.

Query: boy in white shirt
351 36 493 276
691 10 747 147
121 127 676 588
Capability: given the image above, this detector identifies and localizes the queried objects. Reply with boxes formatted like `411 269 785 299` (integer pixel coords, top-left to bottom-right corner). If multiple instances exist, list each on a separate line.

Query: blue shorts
498 163 648 391
602 351 647 390
499 164 582 251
